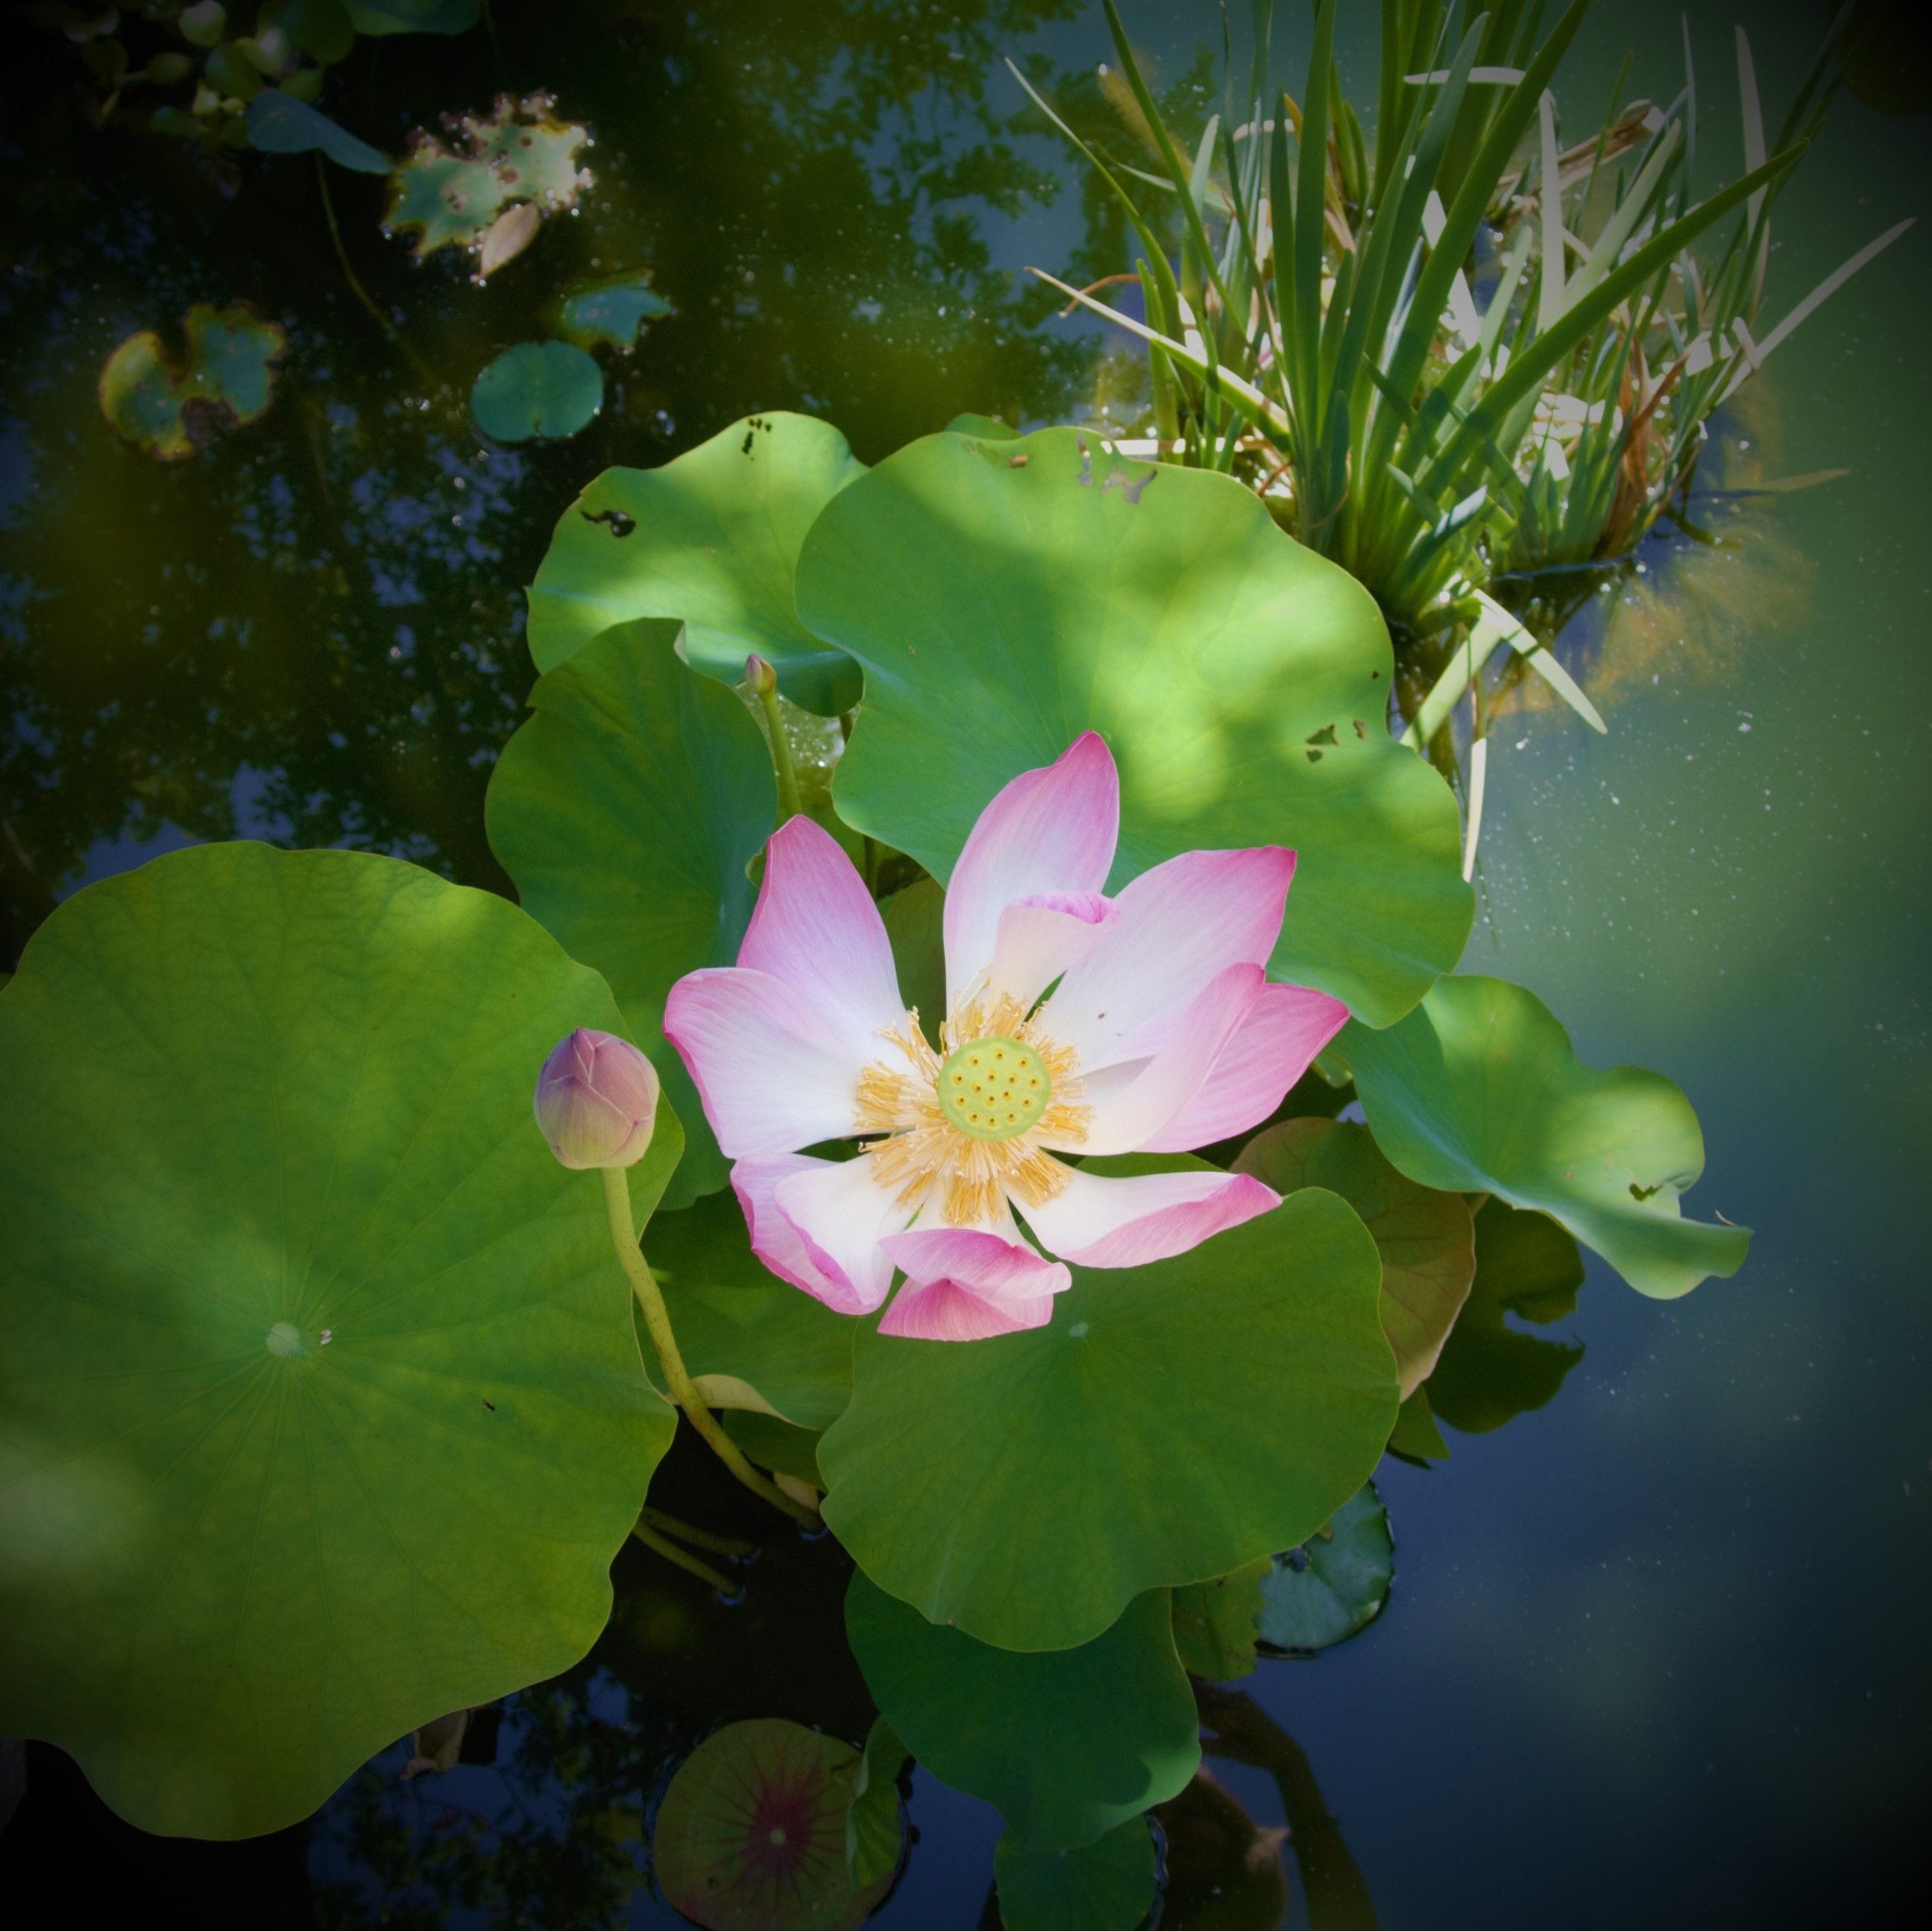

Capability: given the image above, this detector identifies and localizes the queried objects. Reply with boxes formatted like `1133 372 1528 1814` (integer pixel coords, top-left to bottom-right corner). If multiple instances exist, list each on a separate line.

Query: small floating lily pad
1256 1482 1393 1657
98 302 286 461
556 270 672 350
471 340 603 443
651 1719 892 1931
385 92 591 258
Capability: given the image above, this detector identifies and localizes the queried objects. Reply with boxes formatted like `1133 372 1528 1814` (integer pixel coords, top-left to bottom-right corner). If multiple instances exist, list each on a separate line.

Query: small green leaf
98 302 286 462
1344 975 1750 1298
645 1188 855 1430
471 341 603 444
1387 1385 1450 1461
794 426 1471 1026
1256 1483 1393 1657
245 89 388 173
1236 1117 1473 1397
0 845 674 1837
554 271 672 351
819 1191 1397 1651
846 1573 1197 1851
526 412 866 713
1171 1557 1271 1682
485 619 775 1206
843 1716 908 1889
995 1818 1158 1931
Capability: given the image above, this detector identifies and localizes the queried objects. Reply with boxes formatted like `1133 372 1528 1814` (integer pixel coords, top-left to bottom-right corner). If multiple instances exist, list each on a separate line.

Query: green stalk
756 682 805 823
600 1169 818 1527
630 1519 734 1593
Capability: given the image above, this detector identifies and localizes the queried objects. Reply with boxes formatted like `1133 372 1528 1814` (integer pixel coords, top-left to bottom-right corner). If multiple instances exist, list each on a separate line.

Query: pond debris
383 92 592 272
97 300 286 461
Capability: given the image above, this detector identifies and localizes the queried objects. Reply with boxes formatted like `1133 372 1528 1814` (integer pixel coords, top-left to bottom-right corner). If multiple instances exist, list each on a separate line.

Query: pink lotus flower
663 734 1348 1341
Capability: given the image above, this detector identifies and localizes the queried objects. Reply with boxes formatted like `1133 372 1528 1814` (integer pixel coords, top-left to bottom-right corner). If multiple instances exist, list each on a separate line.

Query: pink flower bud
744 652 777 698
533 1029 660 1170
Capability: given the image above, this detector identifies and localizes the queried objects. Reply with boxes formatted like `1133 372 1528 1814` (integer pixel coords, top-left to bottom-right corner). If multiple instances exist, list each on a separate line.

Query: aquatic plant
0 409 1749 1931
1021 0 1911 851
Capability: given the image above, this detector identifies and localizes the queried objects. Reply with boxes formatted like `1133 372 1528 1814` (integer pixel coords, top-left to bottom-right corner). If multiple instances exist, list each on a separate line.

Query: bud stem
755 681 805 825
600 1168 819 1528
629 1517 735 1594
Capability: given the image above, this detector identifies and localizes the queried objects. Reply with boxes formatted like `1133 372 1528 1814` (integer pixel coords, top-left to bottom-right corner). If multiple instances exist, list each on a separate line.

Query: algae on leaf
98 302 286 461
0 844 676 1838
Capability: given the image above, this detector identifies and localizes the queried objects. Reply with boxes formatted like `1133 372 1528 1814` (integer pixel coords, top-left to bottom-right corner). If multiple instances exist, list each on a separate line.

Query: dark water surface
3 1 1928 1924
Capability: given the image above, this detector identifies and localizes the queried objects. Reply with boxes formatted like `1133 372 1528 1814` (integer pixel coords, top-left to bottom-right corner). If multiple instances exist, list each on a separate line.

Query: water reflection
1 0 1095 966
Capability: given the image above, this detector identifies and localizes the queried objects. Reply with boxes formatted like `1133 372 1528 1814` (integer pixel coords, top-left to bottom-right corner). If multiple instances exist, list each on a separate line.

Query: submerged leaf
1256 1483 1393 1657
1344 975 1750 1298
98 301 286 461
995 1818 1158 1931
245 89 389 173
485 619 774 1204
820 1192 1397 1652
846 1573 1198 1850
0 844 676 1837
794 425 1470 1026
471 340 602 443
526 412 866 713
650 1719 890 1931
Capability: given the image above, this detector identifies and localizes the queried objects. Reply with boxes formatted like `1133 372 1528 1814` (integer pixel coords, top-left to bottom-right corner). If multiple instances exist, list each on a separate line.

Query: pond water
2 1 1928 1925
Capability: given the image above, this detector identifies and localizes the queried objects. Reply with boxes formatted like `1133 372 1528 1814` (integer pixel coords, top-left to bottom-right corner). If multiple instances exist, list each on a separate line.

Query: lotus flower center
936 1036 1051 1141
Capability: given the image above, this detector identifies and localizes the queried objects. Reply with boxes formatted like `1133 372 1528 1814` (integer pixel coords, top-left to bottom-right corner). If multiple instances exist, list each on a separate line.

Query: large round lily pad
1256 1482 1394 1657
819 1189 1397 1652
1236 1118 1474 1398
846 1572 1197 1850
793 426 1471 1026
1343 975 1751 1299
471 341 604 444
0 844 676 1837
994 1818 1157 1931
526 412 866 711
651 1719 889 1931
486 617 775 1206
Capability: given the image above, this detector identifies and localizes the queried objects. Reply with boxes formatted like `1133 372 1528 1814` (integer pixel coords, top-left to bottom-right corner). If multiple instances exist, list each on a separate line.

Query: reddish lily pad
652 1719 893 1931
1235 1118 1474 1398
98 302 286 461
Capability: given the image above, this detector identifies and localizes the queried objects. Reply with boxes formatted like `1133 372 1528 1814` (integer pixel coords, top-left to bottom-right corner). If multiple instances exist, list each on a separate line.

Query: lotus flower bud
744 652 778 699
534 1029 660 1170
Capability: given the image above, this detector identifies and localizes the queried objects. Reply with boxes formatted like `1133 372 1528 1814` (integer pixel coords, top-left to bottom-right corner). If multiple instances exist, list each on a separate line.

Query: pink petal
881 1223 1072 1302
1138 982 1352 1153
942 732 1118 1007
1052 963 1265 1155
1037 846 1296 1071
982 891 1118 1007
764 1152 910 1315
737 814 905 1062
664 967 869 1157
731 1155 886 1314
1022 1165 1280 1269
878 1278 1060 1341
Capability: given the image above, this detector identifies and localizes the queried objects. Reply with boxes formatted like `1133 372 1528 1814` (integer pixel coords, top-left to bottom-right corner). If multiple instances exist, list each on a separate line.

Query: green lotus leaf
819 1190 1397 1651
843 1716 907 1890
846 1572 1196 1850
650 1718 889 1931
994 1818 1157 1931
349 0 478 31
1256 1482 1394 1657
720 1411 825 1489
942 412 1019 438
471 341 603 444
554 270 672 351
879 878 945 1036
793 426 1471 1026
1236 1118 1474 1398
526 412 866 712
1386 1385 1451 1461
1344 975 1750 1299
98 302 286 462
245 90 389 174
384 94 588 256
1171 1556 1271 1683
0 844 675 1838
644 1188 855 1430
1428 1199 1586 1436
486 618 775 1206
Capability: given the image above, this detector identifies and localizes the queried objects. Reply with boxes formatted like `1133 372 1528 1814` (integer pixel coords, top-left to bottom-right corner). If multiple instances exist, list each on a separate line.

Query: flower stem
600 1168 819 1526
639 1505 755 1557
755 682 805 824
630 1517 734 1593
